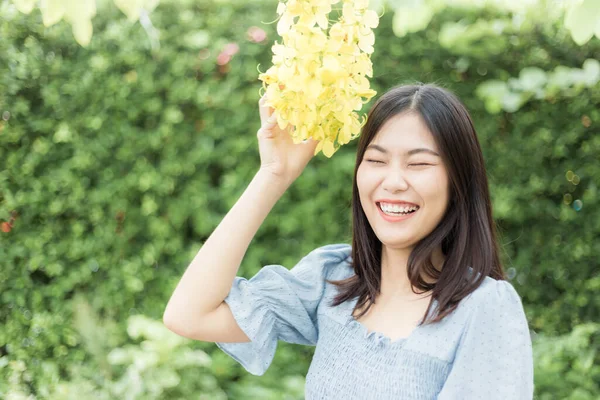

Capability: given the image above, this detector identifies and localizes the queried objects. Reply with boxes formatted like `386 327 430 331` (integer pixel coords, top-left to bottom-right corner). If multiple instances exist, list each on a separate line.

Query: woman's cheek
419 170 445 191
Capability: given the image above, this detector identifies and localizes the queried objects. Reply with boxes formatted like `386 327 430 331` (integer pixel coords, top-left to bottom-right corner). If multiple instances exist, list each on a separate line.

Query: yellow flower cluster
259 0 379 158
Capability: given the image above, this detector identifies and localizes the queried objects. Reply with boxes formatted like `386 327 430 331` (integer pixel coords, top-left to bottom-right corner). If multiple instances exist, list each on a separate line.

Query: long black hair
327 83 505 325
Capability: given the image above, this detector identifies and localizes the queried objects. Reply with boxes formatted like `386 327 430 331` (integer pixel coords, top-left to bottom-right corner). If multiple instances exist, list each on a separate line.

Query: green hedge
1 0 598 398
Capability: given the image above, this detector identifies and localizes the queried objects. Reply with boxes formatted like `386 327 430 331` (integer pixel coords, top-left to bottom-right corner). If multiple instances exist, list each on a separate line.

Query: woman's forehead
370 114 438 152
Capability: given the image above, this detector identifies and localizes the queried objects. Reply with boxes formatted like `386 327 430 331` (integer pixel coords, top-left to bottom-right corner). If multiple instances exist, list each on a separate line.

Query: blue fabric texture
216 243 534 399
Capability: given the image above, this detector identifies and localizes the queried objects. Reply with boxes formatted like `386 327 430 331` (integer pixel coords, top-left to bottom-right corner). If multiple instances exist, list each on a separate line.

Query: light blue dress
216 243 534 399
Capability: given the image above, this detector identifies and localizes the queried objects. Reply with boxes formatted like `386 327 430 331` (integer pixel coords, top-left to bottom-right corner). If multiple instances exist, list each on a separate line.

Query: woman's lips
376 203 419 222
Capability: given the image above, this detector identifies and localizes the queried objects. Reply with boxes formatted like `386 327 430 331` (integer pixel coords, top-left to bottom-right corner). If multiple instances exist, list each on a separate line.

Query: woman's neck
379 244 443 300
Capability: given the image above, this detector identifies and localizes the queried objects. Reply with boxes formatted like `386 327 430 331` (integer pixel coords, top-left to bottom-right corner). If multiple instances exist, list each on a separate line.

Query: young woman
163 83 534 399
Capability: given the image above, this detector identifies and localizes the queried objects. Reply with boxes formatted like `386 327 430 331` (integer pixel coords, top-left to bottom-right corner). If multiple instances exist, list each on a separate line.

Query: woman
163 83 534 399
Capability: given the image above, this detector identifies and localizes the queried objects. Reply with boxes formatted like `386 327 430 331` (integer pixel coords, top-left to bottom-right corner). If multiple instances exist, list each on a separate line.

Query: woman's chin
377 235 417 250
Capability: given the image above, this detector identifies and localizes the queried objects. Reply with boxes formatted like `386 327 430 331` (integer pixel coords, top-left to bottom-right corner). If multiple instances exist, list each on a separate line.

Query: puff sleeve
437 279 534 400
215 243 351 376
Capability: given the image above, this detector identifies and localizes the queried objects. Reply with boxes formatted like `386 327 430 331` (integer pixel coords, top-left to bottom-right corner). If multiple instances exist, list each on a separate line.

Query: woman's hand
256 94 320 186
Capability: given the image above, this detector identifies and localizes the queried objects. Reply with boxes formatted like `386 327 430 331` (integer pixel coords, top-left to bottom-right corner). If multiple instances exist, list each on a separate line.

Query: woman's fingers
302 137 320 153
265 112 278 130
258 95 273 125
257 110 280 141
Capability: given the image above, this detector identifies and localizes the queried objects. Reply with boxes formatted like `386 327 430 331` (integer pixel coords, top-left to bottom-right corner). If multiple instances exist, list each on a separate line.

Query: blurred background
1 0 599 398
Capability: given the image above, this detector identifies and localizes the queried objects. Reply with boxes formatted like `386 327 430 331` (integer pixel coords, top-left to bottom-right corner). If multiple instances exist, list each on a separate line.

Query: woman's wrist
255 168 293 195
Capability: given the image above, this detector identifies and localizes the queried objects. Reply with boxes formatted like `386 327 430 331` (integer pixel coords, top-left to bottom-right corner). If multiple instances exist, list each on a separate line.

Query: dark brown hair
327 82 506 326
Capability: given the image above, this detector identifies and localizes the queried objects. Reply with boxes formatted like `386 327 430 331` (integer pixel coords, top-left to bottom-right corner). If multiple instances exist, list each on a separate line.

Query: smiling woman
333 83 505 321
165 83 534 400
357 112 450 269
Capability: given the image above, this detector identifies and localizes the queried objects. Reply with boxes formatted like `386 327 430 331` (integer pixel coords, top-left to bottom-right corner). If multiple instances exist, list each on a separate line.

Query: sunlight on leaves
564 0 600 45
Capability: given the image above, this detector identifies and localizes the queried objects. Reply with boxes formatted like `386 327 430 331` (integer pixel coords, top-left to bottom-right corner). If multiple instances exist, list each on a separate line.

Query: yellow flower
259 0 379 158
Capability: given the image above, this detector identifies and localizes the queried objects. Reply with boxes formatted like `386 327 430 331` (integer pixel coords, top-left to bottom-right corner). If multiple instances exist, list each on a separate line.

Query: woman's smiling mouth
376 202 420 222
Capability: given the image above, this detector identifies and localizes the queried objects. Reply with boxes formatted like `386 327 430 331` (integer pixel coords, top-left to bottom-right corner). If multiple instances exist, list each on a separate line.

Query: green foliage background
1 0 599 398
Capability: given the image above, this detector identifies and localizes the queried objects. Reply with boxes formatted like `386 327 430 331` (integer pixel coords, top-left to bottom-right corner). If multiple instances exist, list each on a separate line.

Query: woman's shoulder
309 243 352 260
311 243 353 280
287 243 352 281
427 273 527 336
453 273 529 337
408 273 529 361
464 273 525 312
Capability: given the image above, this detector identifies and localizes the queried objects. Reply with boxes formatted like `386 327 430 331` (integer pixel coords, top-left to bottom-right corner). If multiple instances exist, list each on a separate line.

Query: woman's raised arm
162 95 319 341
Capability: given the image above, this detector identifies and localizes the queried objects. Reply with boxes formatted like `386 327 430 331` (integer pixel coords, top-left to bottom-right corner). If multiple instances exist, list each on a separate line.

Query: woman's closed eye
365 159 433 167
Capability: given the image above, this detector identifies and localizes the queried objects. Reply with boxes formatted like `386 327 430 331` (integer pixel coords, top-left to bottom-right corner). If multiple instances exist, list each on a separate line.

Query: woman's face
356 112 450 250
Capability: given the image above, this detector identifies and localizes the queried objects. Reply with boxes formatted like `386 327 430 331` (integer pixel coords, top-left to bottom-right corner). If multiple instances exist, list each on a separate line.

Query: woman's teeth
378 202 419 216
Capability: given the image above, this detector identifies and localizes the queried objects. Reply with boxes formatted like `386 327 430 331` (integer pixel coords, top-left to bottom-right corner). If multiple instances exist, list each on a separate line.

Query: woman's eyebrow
366 144 440 157
407 148 440 157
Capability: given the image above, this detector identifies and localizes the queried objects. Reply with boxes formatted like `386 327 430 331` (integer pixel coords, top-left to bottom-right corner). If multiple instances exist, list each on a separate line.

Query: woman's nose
382 169 409 193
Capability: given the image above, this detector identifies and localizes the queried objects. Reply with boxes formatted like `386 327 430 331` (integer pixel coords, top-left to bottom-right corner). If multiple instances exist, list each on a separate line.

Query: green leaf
582 58 600 86
392 0 434 37
183 31 210 49
11 0 36 14
53 122 73 143
438 21 467 49
564 0 600 45
475 80 509 114
518 67 547 92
